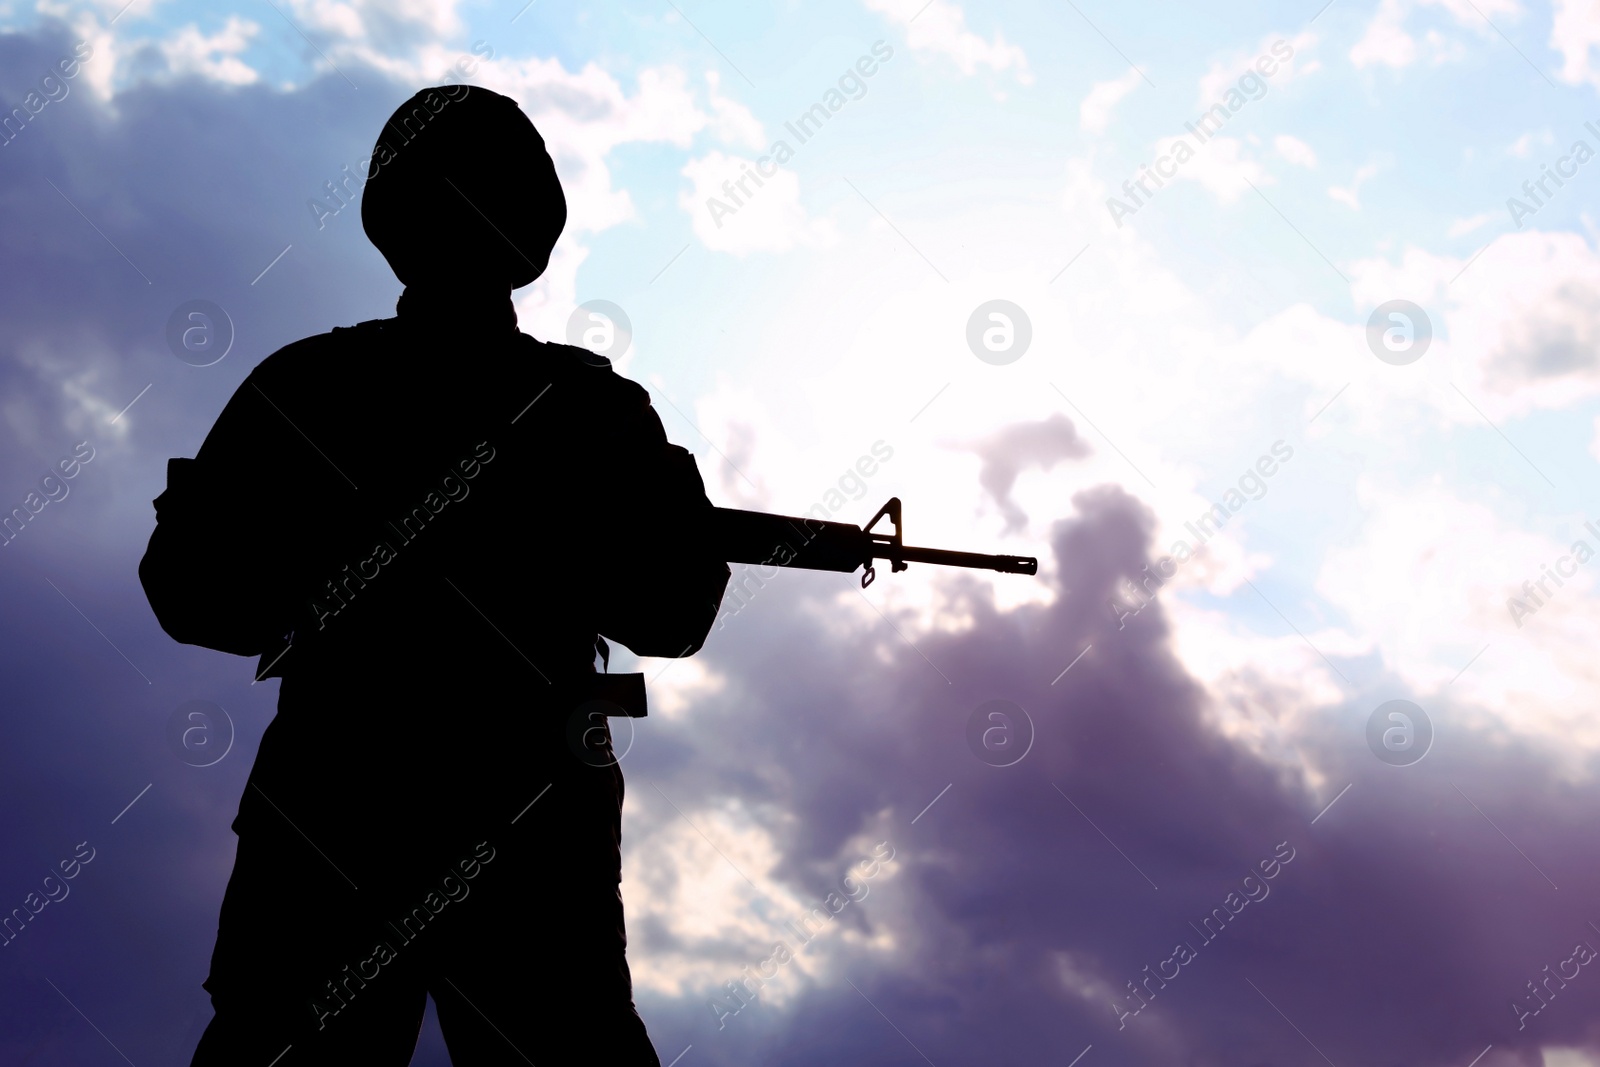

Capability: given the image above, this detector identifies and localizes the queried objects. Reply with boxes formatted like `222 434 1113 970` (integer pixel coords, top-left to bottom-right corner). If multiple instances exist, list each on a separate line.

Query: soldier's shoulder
524 336 650 402
528 336 617 373
247 318 392 384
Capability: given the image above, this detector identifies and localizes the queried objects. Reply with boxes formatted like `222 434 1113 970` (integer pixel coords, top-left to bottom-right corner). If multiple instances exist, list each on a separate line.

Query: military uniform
143 284 729 1064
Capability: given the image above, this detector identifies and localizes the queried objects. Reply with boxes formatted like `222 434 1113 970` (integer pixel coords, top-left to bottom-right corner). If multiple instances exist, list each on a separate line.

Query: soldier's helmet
361 85 567 289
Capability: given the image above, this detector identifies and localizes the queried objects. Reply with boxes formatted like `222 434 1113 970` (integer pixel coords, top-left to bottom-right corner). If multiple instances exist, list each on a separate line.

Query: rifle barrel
703 506 1037 577
890 544 1038 575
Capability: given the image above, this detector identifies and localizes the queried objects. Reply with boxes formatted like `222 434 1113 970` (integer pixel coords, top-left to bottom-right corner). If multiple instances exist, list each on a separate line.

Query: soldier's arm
592 383 730 658
138 350 327 656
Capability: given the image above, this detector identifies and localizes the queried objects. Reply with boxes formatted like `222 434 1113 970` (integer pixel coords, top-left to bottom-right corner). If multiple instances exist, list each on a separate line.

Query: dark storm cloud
630 483 1600 1067
960 412 1092 533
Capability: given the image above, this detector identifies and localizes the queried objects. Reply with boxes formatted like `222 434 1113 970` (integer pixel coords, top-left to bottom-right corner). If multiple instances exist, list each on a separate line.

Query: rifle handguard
705 497 1038 588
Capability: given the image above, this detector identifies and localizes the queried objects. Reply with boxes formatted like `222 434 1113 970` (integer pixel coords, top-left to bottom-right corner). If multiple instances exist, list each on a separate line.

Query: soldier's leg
189 803 429 1067
429 757 660 1066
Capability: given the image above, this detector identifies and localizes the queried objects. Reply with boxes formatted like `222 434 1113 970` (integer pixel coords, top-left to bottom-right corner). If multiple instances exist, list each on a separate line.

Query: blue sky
7 1 1600 1064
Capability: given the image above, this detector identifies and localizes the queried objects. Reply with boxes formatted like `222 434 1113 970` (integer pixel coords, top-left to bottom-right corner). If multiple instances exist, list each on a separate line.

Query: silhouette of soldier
141 86 730 1065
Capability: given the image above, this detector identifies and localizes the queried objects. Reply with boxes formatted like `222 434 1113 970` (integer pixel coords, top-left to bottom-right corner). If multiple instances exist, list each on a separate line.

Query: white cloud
1448 212 1498 236
159 17 260 86
282 0 465 43
1542 1050 1600 1067
1553 0 1600 86
1061 154 1103 214
621 798 899 1002
1273 134 1317 168
1315 479 1600 774
1196 31 1320 106
862 0 1032 83
511 238 590 358
1349 230 1600 419
1079 67 1141 134
704 69 766 151
32 7 119 101
460 60 761 336
680 151 837 255
1508 130 1555 157
1328 163 1379 209
1425 0 1522 19
1351 0 1416 67
1353 0 1524 69
1168 136 1272 202
463 60 722 344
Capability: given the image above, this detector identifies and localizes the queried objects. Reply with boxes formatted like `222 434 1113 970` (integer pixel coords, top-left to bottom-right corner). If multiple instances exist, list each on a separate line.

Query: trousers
189 674 660 1066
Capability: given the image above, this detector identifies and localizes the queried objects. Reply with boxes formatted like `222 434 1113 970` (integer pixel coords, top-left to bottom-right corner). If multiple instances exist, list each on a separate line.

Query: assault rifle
705 497 1037 587
248 498 1034 709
